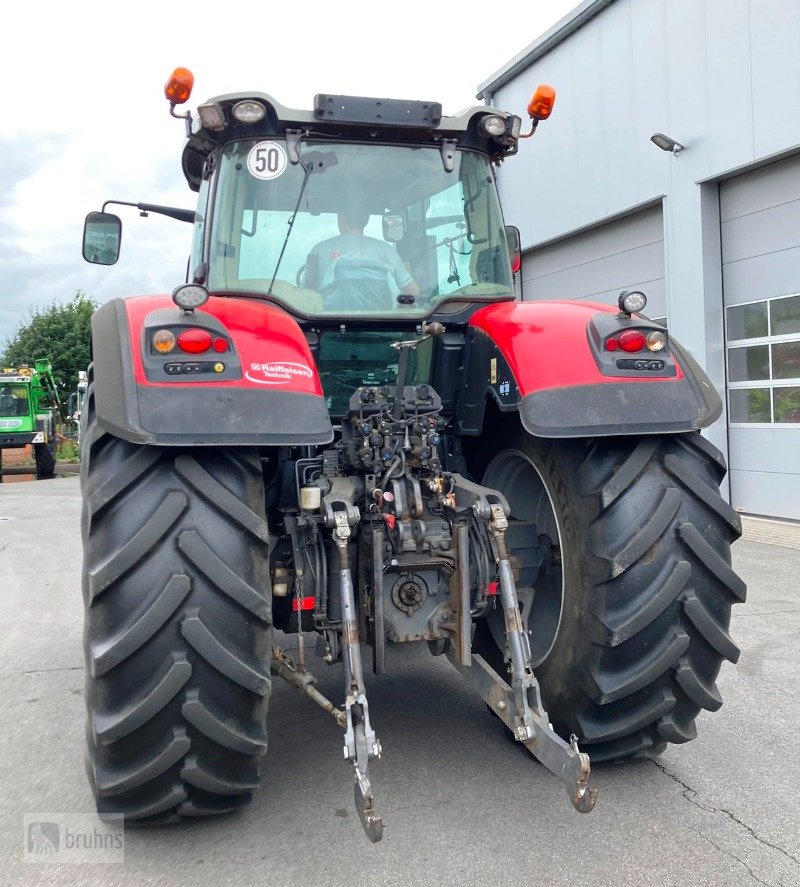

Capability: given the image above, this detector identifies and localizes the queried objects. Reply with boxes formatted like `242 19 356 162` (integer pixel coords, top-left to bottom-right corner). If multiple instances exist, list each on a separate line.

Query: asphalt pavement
1 476 798 887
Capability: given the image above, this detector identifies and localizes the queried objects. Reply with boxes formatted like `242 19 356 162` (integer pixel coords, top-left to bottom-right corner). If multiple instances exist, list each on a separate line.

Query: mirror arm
102 200 196 224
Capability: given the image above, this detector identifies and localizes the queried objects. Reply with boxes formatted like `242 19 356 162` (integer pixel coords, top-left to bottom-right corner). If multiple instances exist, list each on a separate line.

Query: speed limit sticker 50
247 141 288 180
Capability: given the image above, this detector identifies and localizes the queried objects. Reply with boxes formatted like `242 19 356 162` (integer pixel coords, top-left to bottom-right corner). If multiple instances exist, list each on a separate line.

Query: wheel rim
482 449 565 667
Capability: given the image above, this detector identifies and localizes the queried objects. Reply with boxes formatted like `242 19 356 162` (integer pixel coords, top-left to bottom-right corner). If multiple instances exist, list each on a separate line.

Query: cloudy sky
1 0 577 347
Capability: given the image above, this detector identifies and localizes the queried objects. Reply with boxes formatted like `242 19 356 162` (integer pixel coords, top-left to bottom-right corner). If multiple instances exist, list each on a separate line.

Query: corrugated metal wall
520 204 665 317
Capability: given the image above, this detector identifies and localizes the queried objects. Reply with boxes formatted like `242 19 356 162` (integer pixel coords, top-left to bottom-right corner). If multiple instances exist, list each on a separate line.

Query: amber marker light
153 329 176 353
519 84 556 139
165 67 194 105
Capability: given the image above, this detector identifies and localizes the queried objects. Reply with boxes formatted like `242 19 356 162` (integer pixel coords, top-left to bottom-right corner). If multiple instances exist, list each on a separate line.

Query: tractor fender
463 301 722 438
91 296 333 446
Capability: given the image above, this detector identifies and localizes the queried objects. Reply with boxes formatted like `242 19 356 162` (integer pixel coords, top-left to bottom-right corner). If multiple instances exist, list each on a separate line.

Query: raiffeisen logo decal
245 362 314 385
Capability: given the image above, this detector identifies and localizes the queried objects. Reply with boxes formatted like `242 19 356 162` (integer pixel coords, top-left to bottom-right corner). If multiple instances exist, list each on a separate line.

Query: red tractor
80 69 744 841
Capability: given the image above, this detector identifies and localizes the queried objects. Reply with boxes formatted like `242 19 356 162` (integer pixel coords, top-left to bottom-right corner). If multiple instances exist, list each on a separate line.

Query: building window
726 294 800 425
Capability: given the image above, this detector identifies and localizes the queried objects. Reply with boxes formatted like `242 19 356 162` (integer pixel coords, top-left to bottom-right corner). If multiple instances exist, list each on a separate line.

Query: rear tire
34 442 56 477
472 429 745 763
81 377 272 823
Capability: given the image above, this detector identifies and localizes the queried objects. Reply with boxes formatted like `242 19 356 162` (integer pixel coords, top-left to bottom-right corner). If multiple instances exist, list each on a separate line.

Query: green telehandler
0 359 62 477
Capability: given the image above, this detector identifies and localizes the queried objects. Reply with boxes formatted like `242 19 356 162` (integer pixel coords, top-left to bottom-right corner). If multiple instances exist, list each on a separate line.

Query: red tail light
291 596 316 611
618 330 646 353
177 329 212 354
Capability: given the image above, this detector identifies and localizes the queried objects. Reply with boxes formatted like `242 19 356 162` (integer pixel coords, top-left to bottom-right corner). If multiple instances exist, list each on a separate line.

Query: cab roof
181 92 519 191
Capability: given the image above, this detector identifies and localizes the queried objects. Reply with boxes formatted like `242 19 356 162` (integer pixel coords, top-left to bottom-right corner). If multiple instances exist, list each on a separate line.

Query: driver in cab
0 388 17 416
303 204 419 311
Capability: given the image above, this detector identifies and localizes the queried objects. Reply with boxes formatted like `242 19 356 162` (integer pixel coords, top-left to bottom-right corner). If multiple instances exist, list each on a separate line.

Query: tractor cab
198 136 514 317
83 73 546 326
175 81 531 326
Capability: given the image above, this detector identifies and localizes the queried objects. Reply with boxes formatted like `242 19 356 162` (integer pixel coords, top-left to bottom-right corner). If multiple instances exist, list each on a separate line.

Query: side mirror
505 225 521 274
83 212 122 265
382 211 407 243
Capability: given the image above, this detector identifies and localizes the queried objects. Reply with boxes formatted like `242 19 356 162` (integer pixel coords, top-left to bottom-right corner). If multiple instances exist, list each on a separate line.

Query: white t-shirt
308 234 414 293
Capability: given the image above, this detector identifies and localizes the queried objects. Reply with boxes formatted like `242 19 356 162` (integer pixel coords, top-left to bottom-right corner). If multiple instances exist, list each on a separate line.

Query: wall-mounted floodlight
651 133 685 155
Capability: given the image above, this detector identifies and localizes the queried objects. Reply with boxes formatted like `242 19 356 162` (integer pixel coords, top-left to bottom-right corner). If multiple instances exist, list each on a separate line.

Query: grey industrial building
479 0 800 520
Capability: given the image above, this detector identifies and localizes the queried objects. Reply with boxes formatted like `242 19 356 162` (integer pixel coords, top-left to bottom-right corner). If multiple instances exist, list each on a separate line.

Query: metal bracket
371 526 386 675
286 128 305 164
321 476 362 530
203 150 217 180
440 138 458 173
447 473 510 520
440 474 513 665
443 522 471 666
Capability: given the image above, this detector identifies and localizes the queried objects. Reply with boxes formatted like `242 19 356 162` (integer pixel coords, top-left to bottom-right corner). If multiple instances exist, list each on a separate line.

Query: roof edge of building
519 196 663 254
476 0 616 101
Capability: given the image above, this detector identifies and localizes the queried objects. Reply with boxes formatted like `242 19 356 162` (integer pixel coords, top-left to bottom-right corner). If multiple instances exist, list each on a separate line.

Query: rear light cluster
605 330 666 354
152 328 228 355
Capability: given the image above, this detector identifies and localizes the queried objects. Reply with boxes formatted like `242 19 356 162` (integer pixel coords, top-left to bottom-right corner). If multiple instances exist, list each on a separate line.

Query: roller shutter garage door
721 154 800 520
520 204 666 320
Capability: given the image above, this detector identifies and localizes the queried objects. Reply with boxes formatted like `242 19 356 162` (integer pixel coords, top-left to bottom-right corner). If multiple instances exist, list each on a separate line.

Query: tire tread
82 381 271 823
88 492 188 601
90 575 191 676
